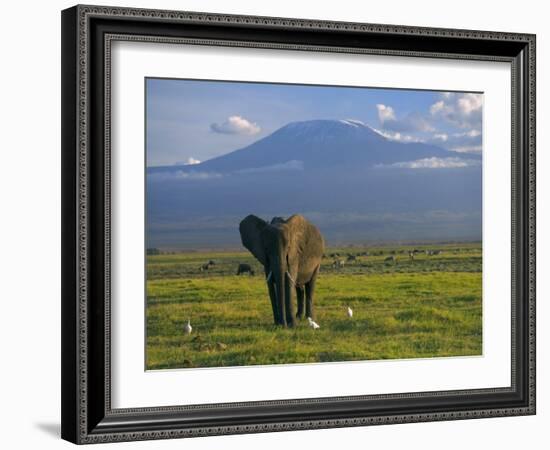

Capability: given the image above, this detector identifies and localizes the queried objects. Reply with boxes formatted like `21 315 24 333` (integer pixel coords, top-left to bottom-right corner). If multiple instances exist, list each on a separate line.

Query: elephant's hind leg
296 287 305 320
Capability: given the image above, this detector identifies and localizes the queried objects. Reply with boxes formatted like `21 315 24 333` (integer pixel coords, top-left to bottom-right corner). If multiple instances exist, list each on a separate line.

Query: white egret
347 306 353 318
183 319 192 335
307 317 320 330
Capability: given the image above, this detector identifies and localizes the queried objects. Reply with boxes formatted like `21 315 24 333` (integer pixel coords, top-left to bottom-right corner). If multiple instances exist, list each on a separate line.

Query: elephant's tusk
266 271 272 282
286 271 297 286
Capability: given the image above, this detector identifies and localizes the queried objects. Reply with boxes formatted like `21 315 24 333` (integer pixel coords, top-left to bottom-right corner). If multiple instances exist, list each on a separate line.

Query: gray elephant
239 214 325 327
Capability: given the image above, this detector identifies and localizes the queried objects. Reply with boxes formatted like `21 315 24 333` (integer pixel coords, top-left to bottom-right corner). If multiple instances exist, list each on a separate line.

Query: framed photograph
61 5 536 444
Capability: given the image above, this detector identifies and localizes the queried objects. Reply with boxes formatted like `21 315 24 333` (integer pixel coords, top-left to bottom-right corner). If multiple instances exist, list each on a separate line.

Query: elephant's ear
239 215 267 266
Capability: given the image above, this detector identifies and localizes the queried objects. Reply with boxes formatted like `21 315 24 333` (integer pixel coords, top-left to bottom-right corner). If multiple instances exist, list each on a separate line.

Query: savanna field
146 244 482 370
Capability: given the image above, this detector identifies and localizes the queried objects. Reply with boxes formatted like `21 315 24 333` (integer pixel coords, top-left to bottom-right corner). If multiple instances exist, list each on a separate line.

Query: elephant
239 214 325 327
236 263 255 276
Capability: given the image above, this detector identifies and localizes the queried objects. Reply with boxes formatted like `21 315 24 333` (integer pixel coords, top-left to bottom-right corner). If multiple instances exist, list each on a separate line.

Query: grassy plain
146 243 482 370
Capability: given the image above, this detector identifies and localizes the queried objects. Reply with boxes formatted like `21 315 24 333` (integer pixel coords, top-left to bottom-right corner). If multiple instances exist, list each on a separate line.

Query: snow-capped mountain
149 119 477 175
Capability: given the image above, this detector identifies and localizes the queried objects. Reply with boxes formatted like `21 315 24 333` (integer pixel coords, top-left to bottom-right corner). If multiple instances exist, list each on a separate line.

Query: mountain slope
149 119 475 174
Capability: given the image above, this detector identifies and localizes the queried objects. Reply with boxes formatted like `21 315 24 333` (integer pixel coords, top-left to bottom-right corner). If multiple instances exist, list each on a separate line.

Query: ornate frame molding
62 4 536 444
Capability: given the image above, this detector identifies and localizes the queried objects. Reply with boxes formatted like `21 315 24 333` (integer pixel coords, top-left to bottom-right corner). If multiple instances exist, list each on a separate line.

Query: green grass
146 243 482 370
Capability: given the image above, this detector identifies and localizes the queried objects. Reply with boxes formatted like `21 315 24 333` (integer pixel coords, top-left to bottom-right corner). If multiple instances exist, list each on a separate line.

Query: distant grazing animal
183 319 192 335
308 317 320 330
236 263 255 276
332 259 346 269
346 254 357 262
408 251 415 260
384 255 397 263
199 261 214 271
239 214 325 327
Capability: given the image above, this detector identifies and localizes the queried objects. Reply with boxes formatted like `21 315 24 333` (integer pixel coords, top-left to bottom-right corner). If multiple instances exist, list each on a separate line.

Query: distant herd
327 248 444 267
196 248 446 274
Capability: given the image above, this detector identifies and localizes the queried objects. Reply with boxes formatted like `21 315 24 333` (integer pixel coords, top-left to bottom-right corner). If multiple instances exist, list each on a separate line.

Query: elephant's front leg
296 287 305 320
305 265 320 320
284 273 296 327
265 271 279 325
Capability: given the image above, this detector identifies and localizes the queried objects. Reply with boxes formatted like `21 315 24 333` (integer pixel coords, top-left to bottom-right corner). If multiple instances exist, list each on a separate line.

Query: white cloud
175 171 222 180
429 92 483 128
378 157 480 169
148 170 223 181
210 115 261 135
376 104 396 123
236 160 304 174
417 129 482 153
371 128 423 143
430 100 451 116
368 93 483 153
462 129 481 138
184 157 201 165
450 145 482 154
444 129 482 153
457 93 483 115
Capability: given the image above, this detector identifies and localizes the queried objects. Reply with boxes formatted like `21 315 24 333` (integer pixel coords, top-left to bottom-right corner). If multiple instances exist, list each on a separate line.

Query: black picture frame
61 4 536 444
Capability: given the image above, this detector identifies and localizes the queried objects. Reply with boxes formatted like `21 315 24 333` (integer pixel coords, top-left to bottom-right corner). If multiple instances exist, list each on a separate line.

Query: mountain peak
279 118 379 131
273 119 386 143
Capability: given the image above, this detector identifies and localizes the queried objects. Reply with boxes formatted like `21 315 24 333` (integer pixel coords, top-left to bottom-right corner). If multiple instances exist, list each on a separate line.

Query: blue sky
146 78 482 167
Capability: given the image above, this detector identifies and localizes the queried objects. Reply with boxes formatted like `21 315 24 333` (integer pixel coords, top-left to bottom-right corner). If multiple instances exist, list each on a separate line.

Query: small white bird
347 306 353 318
307 317 320 330
183 319 192 335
